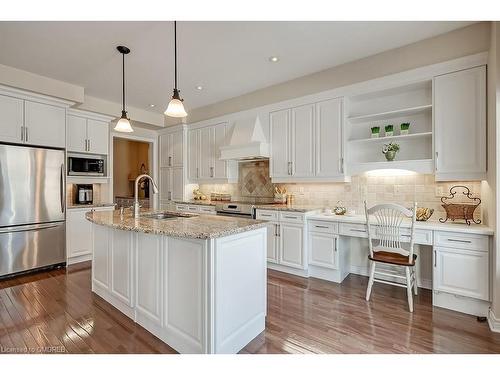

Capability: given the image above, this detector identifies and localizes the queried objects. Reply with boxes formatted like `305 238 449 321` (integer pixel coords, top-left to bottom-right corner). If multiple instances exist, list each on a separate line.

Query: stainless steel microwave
67 153 106 176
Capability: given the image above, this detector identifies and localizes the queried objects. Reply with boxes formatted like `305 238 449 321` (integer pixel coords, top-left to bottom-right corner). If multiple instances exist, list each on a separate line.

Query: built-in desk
307 214 493 317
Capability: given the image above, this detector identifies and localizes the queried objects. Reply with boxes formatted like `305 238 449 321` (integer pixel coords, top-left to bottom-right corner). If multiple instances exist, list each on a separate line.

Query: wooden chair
364 202 418 312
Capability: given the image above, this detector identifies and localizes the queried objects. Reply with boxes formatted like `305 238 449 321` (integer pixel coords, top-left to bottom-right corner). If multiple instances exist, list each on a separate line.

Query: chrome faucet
133 174 159 218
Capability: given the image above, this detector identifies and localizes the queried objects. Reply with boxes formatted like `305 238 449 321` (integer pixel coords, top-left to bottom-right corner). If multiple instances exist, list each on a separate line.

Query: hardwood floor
0 263 499 354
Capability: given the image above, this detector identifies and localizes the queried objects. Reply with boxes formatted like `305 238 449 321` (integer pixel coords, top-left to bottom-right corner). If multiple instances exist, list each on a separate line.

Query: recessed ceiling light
195 85 203 91
149 104 155 108
269 56 279 62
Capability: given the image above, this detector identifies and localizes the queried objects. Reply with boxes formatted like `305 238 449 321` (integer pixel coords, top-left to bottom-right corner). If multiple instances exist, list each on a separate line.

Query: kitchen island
86 209 268 354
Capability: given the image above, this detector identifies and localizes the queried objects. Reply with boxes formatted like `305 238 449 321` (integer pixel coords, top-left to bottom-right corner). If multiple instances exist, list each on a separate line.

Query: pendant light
115 45 134 132
165 21 188 118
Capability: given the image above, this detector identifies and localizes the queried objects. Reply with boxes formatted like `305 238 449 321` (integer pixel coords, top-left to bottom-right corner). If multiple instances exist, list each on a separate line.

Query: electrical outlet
436 186 444 197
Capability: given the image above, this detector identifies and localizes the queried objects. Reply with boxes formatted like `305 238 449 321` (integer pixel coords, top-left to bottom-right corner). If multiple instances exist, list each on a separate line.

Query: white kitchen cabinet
187 122 236 183
0 94 24 143
291 104 315 177
315 98 343 177
67 206 115 264
135 233 162 325
159 133 171 168
270 109 290 178
92 222 110 290
24 101 66 148
434 65 486 181
270 99 344 182
159 125 187 205
159 168 172 201
266 221 279 263
110 229 133 307
308 231 338 269
171 167 184 201
188 129 199 180
280 223 305 269
433 246 489 301
160 130 184 168
67 109 113 155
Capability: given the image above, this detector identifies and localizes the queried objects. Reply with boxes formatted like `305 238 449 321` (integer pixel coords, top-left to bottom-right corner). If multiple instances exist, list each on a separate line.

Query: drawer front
434 231 488 252
279 211 304 224
339 222 368 238
308 220 338 235
187 205 200 213
175 204 188 212
198 205 216 215
399 228 433 246
256 210 279 221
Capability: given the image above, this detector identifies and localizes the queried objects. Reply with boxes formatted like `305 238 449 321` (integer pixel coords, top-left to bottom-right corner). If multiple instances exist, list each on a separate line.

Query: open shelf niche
345 79 434 174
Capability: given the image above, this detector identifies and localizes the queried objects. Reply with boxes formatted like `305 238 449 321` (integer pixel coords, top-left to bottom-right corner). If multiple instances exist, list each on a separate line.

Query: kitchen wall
199 161 483 221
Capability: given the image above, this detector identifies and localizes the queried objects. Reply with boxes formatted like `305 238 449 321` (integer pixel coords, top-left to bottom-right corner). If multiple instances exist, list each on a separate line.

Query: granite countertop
172 200 217 206
85 209 268 239
68 203 116 210
308 213 494 235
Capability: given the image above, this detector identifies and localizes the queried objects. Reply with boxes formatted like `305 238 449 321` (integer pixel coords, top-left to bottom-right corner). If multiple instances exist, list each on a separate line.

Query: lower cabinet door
266 222 279 264
279 223 304 269
111 230 133 306
92 224 110 290
67 209 93 258
171 167 184 201
136 233 162 324
159 168 172 201
308 232 338 269
433 246 489 301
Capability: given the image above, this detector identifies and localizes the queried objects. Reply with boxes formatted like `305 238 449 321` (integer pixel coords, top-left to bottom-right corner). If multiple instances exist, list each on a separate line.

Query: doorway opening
113 137 153 209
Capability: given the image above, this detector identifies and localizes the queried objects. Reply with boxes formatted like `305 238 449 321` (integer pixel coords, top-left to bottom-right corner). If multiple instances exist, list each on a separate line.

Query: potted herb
385 124 394 137
400 122 410 135
370 126 380 138
382 142 400 161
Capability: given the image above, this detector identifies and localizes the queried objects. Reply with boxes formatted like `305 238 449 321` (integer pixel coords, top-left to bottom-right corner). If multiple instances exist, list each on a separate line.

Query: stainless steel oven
68 153 106 176
215 202 255 219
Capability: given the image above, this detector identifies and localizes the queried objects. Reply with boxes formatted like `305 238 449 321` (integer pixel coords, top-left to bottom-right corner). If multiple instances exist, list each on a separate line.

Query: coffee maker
76 184 93 205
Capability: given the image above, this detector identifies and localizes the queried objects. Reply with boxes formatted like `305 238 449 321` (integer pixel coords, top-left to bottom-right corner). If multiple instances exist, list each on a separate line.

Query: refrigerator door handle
0 222 63 234
60 163 65 213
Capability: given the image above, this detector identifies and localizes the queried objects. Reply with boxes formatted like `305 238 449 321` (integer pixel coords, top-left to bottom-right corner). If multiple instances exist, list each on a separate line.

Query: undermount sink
141 212 193 220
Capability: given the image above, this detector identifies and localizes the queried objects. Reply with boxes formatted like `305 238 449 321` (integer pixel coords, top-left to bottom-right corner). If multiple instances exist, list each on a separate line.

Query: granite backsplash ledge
198 161 482 221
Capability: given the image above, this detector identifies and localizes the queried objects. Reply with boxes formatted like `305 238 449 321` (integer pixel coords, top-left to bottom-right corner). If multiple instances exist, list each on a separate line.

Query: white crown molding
67 108 115 122
0 83 75 107
488 308 500 333
157 123 187 134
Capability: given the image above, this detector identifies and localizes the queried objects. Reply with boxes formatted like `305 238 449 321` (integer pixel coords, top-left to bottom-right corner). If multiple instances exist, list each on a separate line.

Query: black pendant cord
122 52 126 113
174 20 178 90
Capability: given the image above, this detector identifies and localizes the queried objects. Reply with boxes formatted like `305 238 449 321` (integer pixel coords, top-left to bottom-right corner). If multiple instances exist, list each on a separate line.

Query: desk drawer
280 212 304 224
256 210 279 221
434 231 488 252
399 228 433 246
339 222 368 238
308 220 338 234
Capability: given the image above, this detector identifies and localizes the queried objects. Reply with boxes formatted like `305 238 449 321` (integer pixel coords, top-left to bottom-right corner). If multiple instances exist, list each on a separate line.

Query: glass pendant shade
114 111 134 132
165 89 187 117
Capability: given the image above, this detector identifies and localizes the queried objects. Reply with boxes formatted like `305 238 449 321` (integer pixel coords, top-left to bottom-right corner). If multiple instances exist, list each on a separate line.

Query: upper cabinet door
87 119 109 155
24 101 66 148
159 134 171 168
0 95 24 144
171 130 184 167
199 127 213 179
67 115 87 153
315 98 343 177
213 123 227 179
270 109 290 178
434 66 486 181
291 104 315 177
187 129 199 181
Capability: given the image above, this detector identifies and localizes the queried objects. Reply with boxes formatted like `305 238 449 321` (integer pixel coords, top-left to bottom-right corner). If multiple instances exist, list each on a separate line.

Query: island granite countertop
86 209 268 239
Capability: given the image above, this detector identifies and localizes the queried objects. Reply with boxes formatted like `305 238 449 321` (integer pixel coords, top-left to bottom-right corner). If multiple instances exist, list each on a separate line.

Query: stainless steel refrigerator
0 144 65 278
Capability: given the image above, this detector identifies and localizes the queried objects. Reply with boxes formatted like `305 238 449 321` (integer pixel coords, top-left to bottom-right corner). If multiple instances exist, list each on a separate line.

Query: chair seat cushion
369 251 417 266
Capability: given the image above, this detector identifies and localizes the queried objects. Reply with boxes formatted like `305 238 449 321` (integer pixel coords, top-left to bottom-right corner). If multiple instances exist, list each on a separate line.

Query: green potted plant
382 142 400 161
385 124 394 137
370 126 380 138
400 122 410 135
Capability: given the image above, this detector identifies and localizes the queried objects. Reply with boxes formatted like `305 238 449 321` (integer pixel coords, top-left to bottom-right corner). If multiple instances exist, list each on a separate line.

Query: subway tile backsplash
198 161 482 221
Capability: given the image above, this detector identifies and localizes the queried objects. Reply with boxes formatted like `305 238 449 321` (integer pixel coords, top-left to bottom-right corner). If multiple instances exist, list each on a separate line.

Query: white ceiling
0 21 474 114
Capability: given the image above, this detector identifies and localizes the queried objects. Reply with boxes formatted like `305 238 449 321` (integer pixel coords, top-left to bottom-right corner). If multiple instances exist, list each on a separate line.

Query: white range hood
219 116 270 160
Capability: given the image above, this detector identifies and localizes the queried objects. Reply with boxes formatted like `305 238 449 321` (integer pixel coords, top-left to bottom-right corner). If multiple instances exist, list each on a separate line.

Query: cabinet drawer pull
334 237 338 252
350 229 366 233
314 225 329 229
283 215 298 219
261 214 272 217
434 250 437 267
447 238 472 244
168 156 172 166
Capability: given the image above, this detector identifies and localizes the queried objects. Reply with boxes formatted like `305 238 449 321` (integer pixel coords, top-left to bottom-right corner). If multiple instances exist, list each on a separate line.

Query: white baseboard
488 308 500 333
67 253 92 265
350 265 432 290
